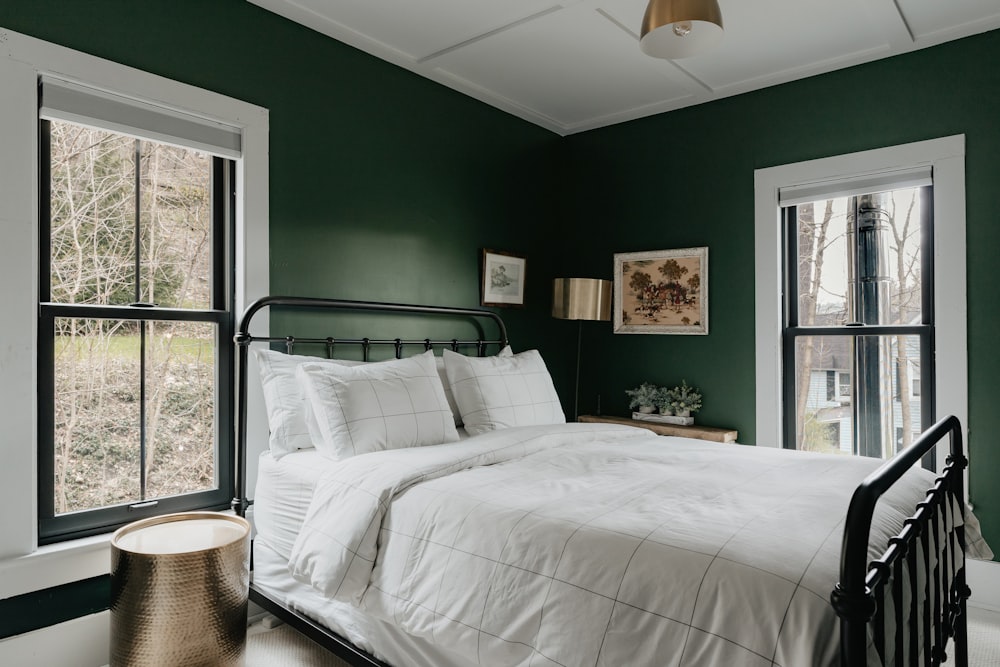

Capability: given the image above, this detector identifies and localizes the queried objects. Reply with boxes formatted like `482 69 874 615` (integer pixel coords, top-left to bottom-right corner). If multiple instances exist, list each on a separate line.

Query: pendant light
640 0 724 60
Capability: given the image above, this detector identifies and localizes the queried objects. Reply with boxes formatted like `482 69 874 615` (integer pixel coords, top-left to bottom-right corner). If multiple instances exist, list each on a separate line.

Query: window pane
49 120 214 310
54 317 141 513
795 189 923 327
792 334 923 458
139 143 213 309
49 123 136 306
144 321 216 498
793 335 853 455
53 317 218 515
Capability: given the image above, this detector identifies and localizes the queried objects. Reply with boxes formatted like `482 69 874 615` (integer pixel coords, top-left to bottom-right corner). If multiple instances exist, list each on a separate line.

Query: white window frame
0 27 269 595
753 135 967 472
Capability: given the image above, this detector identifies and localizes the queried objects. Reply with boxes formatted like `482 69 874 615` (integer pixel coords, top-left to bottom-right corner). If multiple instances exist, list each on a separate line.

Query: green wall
0 0 563 349
560 30 1000 554
1 0 997 635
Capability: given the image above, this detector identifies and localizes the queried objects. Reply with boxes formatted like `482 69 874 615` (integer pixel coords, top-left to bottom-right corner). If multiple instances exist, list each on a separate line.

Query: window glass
786 186 930 460
795 190 923 328
42 118 231 540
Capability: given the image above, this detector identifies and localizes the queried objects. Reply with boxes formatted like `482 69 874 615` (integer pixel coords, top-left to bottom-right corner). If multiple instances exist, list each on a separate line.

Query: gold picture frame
613 247 708 334
480 249 526 307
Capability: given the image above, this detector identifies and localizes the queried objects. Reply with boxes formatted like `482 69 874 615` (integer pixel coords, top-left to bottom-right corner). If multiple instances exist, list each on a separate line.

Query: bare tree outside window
48 121 217 514
791 188 925 458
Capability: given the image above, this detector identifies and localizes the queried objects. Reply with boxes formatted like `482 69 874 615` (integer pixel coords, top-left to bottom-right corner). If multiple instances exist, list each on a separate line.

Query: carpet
246 606 1000 667
245 622 352 667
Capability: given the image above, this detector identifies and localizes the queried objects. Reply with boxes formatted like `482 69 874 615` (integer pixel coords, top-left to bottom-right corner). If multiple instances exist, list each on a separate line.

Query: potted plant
625 382 661 414
663 380 702 418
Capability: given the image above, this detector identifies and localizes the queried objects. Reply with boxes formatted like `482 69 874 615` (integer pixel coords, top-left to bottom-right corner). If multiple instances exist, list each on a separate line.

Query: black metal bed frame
231 296 507 667
232 295 970 667
832 414 971 666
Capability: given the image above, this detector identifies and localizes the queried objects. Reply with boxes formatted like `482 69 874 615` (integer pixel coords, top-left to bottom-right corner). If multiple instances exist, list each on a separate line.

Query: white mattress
252 450 474 667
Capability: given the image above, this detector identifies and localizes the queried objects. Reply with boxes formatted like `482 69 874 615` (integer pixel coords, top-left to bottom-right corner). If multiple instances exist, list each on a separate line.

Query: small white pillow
443 347 565 436
297 350 460 460
254 349 366 456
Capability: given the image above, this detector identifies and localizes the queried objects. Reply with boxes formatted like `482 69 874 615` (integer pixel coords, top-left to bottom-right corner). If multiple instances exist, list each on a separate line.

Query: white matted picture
614 247 708 335
480 249 526 307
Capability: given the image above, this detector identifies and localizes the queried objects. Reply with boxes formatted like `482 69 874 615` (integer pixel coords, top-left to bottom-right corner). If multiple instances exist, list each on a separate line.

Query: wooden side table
578 414 738 443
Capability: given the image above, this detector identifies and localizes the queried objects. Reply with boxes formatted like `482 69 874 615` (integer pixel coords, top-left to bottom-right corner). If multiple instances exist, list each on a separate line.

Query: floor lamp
552 278 612 420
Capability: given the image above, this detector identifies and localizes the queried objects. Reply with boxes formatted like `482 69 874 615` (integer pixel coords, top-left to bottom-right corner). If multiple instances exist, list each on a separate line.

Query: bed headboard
231 295 510 515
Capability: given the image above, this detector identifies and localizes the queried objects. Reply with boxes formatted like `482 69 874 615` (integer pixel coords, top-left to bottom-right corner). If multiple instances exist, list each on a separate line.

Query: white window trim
753 135 967 470
0 27 270 595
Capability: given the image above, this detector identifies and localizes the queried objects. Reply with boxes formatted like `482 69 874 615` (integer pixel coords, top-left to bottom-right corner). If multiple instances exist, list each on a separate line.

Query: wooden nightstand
578 414 738 443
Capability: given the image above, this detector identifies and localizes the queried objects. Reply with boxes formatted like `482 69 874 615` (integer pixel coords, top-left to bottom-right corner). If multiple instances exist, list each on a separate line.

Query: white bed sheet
256 425 980 667
254 449 330 561
254 428 475 561
253 454 477 667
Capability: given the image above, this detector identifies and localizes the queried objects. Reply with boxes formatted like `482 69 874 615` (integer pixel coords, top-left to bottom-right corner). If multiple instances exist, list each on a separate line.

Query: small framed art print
480 249 526 307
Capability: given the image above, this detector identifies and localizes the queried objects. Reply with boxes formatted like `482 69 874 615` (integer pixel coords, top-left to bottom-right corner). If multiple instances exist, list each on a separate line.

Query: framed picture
480 249 526 307
614 247 708 335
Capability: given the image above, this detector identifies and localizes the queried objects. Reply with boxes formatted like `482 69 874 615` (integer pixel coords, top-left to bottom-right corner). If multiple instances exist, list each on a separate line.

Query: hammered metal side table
110 512 251 667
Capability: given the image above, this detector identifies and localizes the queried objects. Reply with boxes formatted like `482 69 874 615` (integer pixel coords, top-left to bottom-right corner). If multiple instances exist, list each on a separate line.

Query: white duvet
288 422 956 667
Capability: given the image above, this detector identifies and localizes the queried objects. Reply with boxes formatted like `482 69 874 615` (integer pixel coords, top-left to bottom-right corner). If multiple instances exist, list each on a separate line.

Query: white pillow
443 347 565 436
253 349 366 457
434 346 512 426
296 350 460 460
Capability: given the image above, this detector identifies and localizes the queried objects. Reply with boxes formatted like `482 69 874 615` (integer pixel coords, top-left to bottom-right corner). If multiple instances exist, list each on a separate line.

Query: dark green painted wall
1 0 997 636
560 30 1000 554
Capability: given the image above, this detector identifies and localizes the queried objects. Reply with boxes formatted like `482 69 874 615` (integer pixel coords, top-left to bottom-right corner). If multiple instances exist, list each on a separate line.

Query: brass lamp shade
552 278 612 321
110 512 251 667
640 0 724 60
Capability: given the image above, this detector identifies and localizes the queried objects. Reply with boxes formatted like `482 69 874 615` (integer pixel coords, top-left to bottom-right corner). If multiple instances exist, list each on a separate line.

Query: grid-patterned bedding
288 422 950 667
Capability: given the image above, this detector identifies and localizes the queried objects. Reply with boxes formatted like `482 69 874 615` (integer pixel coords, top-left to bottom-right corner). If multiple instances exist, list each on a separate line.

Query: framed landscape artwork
613 247 708 334
480 249 526 307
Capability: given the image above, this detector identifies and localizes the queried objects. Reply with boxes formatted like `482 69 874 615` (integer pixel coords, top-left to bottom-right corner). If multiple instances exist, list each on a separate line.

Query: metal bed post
832 415 971 666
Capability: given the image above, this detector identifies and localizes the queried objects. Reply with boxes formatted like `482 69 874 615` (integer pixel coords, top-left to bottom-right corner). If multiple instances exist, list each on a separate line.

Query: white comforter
288 423 946 667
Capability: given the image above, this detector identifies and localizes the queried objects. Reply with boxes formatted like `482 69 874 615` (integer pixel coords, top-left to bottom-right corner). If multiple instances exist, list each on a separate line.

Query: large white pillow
443 347 565 436
296 350 460 460
253 349 366 457
434 346 512 426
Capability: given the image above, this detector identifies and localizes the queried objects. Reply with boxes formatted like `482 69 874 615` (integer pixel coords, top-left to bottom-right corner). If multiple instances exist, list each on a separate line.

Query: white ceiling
248 0 1000 136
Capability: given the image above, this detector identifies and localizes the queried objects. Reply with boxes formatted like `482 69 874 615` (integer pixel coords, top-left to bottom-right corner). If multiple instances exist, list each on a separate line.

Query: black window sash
37 119 235 543
780 190 935 464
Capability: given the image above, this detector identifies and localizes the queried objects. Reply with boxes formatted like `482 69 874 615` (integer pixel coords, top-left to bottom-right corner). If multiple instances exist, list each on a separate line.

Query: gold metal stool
110 512 251 667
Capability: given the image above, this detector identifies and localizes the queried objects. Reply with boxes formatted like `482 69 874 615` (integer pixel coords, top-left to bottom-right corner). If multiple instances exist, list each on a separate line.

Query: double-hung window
756 138 965 474
37 78 240 542
780 173 933 460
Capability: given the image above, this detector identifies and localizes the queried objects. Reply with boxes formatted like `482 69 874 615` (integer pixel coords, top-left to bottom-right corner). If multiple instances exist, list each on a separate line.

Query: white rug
942 606 1000 667
247 607 1000 667
246 622 352 667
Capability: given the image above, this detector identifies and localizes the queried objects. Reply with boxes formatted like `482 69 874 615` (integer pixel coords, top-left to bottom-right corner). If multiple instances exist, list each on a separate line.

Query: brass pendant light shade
552 278 612 321
640 0 724 60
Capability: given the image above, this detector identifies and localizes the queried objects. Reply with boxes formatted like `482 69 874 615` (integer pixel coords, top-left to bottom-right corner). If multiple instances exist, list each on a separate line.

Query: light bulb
672 21 692 37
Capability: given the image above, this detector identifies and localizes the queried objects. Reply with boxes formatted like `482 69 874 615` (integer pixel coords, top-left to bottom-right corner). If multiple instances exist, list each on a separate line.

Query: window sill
0 533 112 599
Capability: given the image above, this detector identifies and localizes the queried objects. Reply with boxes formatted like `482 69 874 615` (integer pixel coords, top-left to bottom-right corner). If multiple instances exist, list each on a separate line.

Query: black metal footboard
832 415 971 666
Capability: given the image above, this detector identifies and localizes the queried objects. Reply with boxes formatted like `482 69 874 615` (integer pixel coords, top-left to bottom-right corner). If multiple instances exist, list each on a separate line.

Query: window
754 136 967 469
37 78 239 542
838 372 851 402
782 181 932 459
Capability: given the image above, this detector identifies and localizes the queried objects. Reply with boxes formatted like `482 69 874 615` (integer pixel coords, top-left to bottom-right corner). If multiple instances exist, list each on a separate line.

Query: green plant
625 382 662 409
663 380 702 414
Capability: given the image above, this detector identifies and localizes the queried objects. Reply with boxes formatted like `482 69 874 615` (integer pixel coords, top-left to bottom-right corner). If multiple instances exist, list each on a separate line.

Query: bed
233 296 983 667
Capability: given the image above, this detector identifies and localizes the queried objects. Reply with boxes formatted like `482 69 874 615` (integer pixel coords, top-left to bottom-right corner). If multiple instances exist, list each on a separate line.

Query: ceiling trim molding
247 0 1000 135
